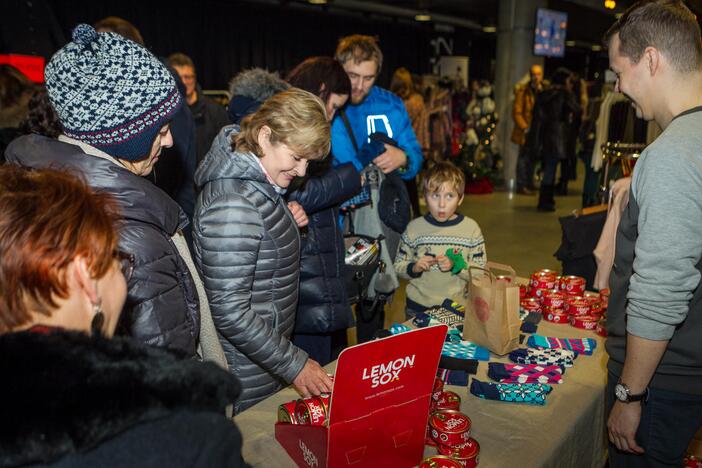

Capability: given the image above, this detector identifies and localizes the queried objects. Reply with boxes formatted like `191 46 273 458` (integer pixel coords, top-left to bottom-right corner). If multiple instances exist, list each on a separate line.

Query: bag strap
484 261 517 282
339 109 360 154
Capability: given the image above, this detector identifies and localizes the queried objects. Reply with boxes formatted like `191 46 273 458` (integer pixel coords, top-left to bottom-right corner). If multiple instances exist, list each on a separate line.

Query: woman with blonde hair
194 88 333 412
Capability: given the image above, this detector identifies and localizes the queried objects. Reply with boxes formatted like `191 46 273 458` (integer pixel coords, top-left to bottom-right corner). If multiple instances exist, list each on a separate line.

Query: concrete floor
349 168 588 339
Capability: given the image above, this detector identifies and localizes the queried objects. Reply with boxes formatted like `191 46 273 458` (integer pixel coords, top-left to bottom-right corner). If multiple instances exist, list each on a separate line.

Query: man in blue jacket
332 34 422 180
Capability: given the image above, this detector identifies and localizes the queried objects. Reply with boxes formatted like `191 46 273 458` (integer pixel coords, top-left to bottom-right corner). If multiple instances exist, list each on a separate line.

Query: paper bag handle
485 261 516 281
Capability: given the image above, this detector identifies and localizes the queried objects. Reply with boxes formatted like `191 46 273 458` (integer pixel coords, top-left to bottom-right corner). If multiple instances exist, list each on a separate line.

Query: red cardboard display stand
276 325 448 467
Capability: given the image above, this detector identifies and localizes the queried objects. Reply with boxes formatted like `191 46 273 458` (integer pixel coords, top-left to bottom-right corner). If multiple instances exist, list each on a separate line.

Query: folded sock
520 322 538 334
389 323 413 335
425 303 464 327
527 334 597 355
525 312 542 325
487 363 563 384
412 312 432 328
442 340 490 361
470 379 553 405
436 368 469 386
509 347 576 367
439 356 479 374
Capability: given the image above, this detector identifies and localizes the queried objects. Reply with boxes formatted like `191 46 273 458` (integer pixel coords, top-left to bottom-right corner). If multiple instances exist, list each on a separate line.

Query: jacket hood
4 134 187 234
0 329 240 467
194 125 271 191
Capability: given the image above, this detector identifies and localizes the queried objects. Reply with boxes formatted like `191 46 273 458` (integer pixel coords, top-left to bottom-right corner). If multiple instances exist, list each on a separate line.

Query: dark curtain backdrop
36 0 495 90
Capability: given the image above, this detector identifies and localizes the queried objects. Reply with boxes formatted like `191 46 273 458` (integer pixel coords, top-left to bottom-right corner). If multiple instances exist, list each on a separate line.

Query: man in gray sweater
604 1 702 466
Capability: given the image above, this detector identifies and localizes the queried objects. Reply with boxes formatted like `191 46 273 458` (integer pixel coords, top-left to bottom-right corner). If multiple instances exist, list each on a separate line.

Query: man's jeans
607 371 702 467
516 144 535 190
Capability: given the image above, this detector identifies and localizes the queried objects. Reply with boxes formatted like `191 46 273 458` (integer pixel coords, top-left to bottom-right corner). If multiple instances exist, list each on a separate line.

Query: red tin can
542 308 570 324
519 284 527 299
567 296 591 317
429 410 472 447
436 391 462 411
438 438 480 468
419 455 464 468
596 316 608 337
599 288 610 309
426 423 438 447
684 455 702 468
295 395 328 426
277 400 299 424
433 377 445 403
521 297 541 314
542 289 566 309
560 275 586 295
570 315 599 330
531 270 558 290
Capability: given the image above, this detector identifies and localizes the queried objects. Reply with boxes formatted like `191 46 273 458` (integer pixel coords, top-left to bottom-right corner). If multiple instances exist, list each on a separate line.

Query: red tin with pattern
599 288 610 309
438 438 480 468
430 410 472 447
560 275 586 295
426 424 438 447
531 270 558 290
419 455 464 468
277 400 299 424
519 284 527 299
432 377 445 403
542 289 566 309
521 297 542 314
436 391 462 411
295 395 328 426
596 317 608 337
567 296 591 316
542 308 570 324
570 315 599 330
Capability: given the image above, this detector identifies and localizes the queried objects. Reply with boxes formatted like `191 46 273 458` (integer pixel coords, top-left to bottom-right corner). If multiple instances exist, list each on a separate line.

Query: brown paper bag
462 262 521 355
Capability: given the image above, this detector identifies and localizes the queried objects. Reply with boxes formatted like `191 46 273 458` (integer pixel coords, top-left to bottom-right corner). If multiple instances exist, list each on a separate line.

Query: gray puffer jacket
193 126 308 413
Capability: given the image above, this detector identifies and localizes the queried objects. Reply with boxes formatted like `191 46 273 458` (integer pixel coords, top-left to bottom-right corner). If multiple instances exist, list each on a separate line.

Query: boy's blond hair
234 88 330 160
423 161 466 195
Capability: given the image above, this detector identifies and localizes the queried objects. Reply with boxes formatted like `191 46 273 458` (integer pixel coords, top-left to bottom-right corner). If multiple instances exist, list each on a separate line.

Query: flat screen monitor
534 8 568 58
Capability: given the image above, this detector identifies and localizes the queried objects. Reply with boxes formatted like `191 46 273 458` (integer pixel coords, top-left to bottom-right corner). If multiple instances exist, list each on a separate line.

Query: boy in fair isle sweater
394 162 487 316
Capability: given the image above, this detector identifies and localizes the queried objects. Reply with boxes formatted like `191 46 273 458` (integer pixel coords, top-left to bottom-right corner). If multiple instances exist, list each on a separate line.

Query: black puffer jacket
5 135 200 356
528 86 580 162
193 126 307 413
288 161 360 333
0 328 247 467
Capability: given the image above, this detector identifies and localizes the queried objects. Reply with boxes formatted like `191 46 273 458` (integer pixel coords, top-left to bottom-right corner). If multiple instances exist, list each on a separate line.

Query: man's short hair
603 0 702 73
335 35 383 73
423 161 465 196
168 53 195 71
93 16 144 46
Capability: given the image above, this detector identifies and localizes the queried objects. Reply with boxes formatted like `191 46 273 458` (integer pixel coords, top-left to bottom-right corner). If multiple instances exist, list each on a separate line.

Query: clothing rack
599 141 646 203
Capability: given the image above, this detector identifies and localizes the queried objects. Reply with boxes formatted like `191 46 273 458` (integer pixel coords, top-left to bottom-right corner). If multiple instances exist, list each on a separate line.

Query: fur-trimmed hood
0 329 241 467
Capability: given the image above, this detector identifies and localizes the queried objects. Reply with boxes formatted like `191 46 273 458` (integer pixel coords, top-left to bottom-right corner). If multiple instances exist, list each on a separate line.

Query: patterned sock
412 312 432 328
436 368 470 386
425 304 464 327
441 299 465 314
389 323 413 335
509 348 576 367
487 363 563 384
527 334 597 355
442 341 490 361
470 379 553 405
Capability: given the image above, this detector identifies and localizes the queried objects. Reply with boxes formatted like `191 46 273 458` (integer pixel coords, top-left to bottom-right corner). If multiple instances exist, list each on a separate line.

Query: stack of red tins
277 375 334 426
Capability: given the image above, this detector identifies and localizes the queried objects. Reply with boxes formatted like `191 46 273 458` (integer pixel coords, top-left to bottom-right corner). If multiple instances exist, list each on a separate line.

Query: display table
234 320 608 468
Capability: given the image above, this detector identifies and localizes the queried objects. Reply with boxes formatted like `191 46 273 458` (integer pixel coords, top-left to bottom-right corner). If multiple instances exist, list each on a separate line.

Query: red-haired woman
0 166 247 467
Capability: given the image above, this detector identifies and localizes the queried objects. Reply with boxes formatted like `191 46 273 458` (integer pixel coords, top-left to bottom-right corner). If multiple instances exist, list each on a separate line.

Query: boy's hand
412 255 436 273
437 255 454 272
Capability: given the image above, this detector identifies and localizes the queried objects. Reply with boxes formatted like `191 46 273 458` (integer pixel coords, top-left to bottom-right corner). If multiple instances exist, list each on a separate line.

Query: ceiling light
566 40 576 47
592 45 602 51
308 0 327 4
482 26 497 33
415 13 432 21
604 0 616 9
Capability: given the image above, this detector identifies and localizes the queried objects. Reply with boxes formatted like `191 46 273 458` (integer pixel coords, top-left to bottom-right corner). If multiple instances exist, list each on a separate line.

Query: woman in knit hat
193 88 334 413
5 24 225 368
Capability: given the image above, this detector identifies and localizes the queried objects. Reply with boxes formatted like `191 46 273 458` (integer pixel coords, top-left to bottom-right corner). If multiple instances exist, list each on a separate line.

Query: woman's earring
91 301 105 337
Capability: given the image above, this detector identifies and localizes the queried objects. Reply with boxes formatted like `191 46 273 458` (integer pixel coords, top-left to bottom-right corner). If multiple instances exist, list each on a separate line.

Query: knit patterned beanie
45 24 182 161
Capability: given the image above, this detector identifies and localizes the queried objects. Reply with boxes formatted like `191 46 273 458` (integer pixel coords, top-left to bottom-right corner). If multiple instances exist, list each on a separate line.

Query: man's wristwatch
614 382 649 403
